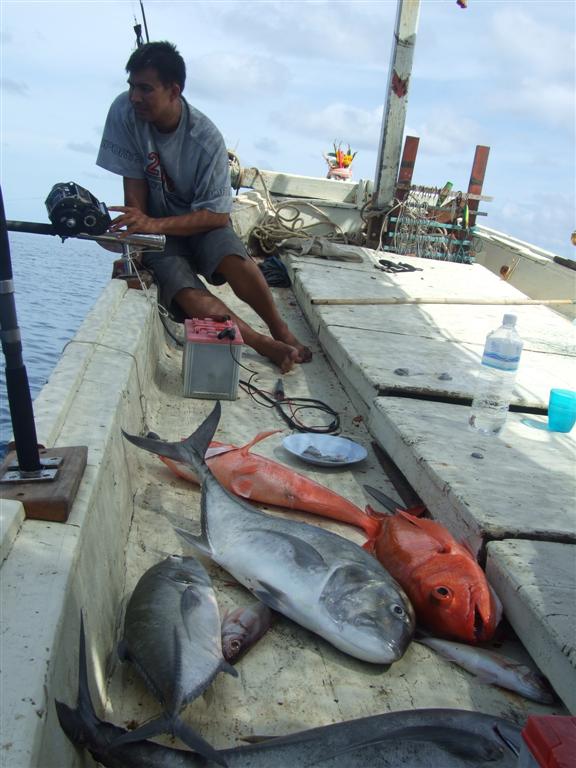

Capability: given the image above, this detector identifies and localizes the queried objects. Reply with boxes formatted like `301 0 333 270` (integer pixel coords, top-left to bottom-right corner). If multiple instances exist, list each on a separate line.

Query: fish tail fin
122 402 222 474
174 526 213 558
56 612 101 744
76 612 100 727
110 714 227 766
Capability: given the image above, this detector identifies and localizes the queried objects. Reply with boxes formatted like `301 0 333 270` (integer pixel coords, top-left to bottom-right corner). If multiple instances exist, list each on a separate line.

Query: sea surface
0 232 114 458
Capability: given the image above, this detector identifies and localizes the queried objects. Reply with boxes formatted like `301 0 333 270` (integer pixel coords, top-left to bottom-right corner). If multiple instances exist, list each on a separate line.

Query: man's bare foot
253 337 300 373
269 321 312 363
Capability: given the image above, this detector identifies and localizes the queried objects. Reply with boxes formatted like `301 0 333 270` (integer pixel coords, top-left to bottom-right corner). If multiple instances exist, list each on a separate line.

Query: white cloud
271 102 383 149
407 109 484 158
254 137 280 154
186 53 290 102
490 8 575 77
205 1 395 65
1 77 28 96
67 141 99 155
488 77 575 129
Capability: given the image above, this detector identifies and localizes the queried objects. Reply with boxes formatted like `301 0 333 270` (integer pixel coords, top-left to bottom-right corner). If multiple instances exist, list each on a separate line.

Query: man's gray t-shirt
96 92 232 217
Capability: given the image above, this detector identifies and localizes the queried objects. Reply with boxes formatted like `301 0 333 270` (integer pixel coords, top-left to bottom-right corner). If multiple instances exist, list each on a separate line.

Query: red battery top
184 318 244 345
522 716 576 768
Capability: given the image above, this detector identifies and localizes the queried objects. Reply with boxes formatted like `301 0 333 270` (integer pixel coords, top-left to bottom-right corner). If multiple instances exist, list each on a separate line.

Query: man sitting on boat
96 41 311 373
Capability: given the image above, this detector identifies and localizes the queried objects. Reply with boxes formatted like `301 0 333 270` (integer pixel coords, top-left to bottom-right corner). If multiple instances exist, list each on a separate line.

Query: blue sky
1 0 574 257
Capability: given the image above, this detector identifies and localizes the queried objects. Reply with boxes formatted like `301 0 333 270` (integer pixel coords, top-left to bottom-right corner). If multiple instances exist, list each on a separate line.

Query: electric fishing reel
45 182 112 237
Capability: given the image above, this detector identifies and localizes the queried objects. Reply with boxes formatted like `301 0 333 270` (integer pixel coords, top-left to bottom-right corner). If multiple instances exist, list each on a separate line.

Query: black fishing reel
45 182 112 237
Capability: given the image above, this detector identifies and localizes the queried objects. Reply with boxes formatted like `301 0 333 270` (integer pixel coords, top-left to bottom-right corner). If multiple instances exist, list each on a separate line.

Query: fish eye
229 639 241 652
432 586 453 602
391 604 405 617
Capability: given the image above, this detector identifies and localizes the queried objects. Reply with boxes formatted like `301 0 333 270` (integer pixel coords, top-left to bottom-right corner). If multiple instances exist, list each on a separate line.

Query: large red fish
155 430 383 538
366 509 502 644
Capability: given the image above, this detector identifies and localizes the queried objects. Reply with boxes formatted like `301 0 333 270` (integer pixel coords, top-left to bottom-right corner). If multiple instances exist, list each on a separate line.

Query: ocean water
0 232 114 458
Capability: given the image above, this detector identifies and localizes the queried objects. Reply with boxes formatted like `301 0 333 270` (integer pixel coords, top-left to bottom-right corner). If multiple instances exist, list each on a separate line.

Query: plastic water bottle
468 314 523 435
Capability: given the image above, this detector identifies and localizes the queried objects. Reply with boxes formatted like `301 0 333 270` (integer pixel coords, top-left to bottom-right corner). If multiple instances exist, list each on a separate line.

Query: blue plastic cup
548 389 576 433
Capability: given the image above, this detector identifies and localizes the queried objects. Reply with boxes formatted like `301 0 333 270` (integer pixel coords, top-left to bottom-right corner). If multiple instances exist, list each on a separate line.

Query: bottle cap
503 314 517 326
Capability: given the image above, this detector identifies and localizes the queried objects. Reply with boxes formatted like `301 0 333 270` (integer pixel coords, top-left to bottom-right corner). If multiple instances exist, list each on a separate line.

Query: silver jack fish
417 636 557 704
123 403 415 664
56 617 522 767
112 555 237 764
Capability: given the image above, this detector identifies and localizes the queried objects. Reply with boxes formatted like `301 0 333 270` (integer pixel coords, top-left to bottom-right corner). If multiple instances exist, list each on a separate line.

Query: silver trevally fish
417 636 557 704
122 402 415 664
56 617 522 768
112 555 237 764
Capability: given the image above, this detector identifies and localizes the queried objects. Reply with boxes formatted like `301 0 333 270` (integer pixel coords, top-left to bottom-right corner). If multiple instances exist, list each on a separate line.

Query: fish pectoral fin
361 538 376 554
230 472 259 499
117 639 130 662
253 580 291 614
249 529 327 570
220 658 240 678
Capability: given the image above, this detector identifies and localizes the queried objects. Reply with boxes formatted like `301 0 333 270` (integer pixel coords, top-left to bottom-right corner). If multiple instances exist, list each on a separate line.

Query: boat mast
367 0 421 246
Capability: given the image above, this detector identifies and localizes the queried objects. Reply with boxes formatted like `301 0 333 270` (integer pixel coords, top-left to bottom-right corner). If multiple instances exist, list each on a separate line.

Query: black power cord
239 377 340 434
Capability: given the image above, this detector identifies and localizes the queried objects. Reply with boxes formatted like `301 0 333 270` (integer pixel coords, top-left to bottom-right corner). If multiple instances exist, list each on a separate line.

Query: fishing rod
0 182 164 491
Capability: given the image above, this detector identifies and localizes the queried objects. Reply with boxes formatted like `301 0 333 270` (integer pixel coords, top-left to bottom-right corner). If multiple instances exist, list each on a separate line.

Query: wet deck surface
106 278 567 750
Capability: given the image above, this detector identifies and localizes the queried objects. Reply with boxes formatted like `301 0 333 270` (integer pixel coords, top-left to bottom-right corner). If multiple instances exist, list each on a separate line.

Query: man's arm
109 177 229 237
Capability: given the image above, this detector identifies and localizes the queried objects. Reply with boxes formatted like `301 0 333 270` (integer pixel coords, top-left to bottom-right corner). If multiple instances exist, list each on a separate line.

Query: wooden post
396 135 420 202
370 135 420 250
372 0 421 211
467 145 490 229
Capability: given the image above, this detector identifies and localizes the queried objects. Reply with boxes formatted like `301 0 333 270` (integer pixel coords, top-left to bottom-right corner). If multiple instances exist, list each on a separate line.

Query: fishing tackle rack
377 138 492 264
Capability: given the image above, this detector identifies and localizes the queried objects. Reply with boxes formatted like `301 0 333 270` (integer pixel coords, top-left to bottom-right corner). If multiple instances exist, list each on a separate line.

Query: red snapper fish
151 430 383 538
365 508 502 644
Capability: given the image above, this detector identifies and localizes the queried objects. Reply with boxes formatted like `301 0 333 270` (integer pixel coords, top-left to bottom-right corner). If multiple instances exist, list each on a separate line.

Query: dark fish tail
109 713 227 766
122 402 222 477
55 613 101 745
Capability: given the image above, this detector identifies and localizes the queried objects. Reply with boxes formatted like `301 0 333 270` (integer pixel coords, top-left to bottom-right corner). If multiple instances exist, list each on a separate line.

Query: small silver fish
417 637 556 704
221 602 274 664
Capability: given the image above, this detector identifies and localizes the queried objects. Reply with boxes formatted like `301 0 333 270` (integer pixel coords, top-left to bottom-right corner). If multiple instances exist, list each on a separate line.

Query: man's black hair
126 41 186 91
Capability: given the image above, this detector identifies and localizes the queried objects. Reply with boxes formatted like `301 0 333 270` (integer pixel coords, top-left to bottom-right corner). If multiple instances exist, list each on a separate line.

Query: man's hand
108 205 158 236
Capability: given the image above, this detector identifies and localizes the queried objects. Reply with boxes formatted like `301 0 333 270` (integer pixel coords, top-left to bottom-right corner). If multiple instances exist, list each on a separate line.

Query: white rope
245 167 350 254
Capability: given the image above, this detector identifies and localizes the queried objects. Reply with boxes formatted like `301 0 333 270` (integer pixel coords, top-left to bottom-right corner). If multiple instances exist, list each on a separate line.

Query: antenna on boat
139 0 150 42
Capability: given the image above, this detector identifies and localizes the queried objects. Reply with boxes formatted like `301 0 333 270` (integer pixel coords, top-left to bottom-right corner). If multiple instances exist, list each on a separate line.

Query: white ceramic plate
282 433 367 467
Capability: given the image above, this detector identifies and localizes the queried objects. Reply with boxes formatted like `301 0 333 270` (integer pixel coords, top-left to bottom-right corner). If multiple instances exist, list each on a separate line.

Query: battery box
182 318 244 400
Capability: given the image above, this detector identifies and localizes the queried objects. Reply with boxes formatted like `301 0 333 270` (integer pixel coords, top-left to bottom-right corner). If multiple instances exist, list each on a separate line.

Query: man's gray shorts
142 226 247 322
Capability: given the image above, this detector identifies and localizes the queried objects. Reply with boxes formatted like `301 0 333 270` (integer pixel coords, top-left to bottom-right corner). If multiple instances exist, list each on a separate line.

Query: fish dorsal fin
238 430 282 455
397 511 456 554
